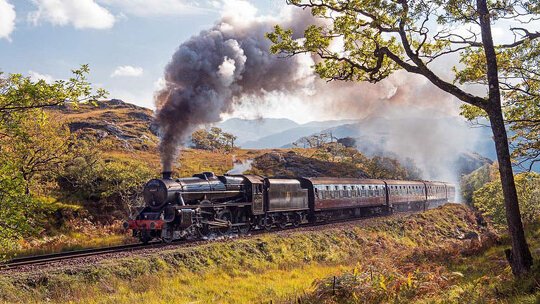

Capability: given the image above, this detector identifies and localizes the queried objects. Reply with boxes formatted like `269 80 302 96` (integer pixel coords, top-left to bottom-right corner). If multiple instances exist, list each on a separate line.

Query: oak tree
268 0 539 275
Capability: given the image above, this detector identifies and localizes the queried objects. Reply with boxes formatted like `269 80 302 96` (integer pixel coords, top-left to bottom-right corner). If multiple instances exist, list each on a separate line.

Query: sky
0 0 534 124
0 0 295 118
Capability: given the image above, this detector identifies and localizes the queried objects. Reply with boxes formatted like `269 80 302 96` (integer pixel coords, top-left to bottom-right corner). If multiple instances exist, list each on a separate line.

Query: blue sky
0 0 279 110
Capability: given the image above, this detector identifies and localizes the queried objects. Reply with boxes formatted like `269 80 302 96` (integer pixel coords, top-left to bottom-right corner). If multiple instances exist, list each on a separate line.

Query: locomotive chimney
162 171 172 180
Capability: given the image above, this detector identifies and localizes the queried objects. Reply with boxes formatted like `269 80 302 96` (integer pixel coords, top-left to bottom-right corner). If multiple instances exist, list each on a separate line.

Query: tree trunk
487 106 533 276
477 0 532 276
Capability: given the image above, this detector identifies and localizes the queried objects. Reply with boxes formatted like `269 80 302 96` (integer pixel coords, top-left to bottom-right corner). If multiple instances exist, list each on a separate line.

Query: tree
0 64 107 117
191 127 237 152
268 0 538 275
2 111 73 194
365 156 409 179
0 66 107 254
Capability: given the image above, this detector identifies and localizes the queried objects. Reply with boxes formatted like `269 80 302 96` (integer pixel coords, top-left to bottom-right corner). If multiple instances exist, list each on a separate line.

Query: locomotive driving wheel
235 209 251 235
197 223 211 238
161 226 174 243
216 210 232 235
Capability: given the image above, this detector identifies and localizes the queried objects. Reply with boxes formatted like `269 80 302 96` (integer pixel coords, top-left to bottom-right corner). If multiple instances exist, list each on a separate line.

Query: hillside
50 99 159 152
1 205 514 304
250 151 369 178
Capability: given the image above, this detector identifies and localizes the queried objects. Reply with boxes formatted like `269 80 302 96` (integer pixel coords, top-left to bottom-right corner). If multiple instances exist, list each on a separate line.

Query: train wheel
276 215 287 229
262 217 273 231
237 223 251 235
292 213 302 228
216 210 232 235
197 224 211 238
161 227 174 243
235 209 251 235
140 231 151 244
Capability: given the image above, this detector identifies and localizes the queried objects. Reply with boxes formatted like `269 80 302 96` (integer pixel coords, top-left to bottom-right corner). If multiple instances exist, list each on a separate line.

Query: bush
460 163 498 206
59 154 154 218
472 172 540 228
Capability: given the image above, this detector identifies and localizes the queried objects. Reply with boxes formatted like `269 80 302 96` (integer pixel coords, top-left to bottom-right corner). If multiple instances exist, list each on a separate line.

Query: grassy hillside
0 204 507 304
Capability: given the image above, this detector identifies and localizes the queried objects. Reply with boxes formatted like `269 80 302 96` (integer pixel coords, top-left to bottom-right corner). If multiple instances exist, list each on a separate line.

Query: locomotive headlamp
150 221 156 229
122 221 129 229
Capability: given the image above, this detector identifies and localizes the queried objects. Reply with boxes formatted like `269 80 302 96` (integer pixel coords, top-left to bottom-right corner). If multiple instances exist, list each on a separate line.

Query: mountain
241 119 359 148
217 118 299 145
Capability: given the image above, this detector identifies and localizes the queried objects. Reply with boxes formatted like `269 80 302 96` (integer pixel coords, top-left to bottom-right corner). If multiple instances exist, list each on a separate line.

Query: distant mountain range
218 116 498 180
217 118 359 148
219 116 495 158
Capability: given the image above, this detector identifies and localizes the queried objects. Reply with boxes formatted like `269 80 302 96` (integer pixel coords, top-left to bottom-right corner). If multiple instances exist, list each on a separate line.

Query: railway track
1 242 163 269
1 209 419 270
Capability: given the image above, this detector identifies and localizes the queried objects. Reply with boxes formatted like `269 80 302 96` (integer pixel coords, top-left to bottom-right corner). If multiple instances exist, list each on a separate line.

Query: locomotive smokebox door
179 209 194 228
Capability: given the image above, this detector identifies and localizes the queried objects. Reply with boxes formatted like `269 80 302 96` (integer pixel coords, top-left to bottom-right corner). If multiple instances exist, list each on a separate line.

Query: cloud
28 0 115 30
99 0 212 17
110 65 143 77
28 70 54 83
0 0 16 40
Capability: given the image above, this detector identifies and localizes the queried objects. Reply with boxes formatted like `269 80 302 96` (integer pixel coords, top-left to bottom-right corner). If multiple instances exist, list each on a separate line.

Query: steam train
125 171 456 243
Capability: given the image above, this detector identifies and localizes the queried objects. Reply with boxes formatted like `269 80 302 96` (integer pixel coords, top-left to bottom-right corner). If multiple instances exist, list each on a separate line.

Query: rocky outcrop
251 151 369 178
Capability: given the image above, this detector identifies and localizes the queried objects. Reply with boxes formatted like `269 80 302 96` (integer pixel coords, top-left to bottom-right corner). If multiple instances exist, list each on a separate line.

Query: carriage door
252 183 264 215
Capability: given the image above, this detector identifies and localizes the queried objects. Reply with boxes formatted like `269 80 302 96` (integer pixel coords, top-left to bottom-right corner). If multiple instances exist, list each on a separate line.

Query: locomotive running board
204 220 231 227
174 202 252 209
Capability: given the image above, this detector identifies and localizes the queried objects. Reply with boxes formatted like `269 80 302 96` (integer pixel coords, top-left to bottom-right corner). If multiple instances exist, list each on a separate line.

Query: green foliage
460 163 497 205
473 172 540 228
0 66 107 254
0 64 107 117
60 150 154 213
191 127 237 152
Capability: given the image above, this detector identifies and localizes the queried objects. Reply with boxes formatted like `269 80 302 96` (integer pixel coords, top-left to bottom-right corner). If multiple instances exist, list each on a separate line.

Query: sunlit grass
1 204 497 304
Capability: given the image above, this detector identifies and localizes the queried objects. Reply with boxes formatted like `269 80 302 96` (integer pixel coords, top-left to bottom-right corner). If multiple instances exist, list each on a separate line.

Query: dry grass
0 204 502 304
7 220 135 258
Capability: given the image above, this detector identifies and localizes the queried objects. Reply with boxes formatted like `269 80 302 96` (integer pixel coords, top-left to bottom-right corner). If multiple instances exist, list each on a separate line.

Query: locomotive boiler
126 171 456 243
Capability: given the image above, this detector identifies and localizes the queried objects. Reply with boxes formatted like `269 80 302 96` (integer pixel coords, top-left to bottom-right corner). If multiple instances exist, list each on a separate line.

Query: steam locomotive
125 171 456 243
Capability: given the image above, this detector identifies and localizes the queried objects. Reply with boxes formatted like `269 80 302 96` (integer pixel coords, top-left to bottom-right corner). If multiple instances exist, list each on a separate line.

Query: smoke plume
155 6 318 171
155 1 481 186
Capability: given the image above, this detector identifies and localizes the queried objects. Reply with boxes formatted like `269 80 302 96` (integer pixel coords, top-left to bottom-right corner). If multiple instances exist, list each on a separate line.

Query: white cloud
99 0 211 17
219 0 257 20
0 0 16 40
28 70 55 83
111 65 144 77
28 0 115 30
153 77 166 91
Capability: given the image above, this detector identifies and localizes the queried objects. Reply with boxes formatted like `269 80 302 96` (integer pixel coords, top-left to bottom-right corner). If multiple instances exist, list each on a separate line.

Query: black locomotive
126 171 456 243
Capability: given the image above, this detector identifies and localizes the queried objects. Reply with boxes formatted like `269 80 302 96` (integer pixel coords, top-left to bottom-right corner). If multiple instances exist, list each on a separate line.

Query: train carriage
425 181 448 208
385 180 427 212
299 177 388 219
445 183 456 203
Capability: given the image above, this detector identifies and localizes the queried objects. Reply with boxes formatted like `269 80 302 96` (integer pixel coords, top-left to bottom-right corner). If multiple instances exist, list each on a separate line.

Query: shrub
472 172 540 228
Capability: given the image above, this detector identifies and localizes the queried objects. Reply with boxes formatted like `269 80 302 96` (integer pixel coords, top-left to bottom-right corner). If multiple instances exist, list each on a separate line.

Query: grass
6 221 135 259
302 222 540 303
0 204 499 304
